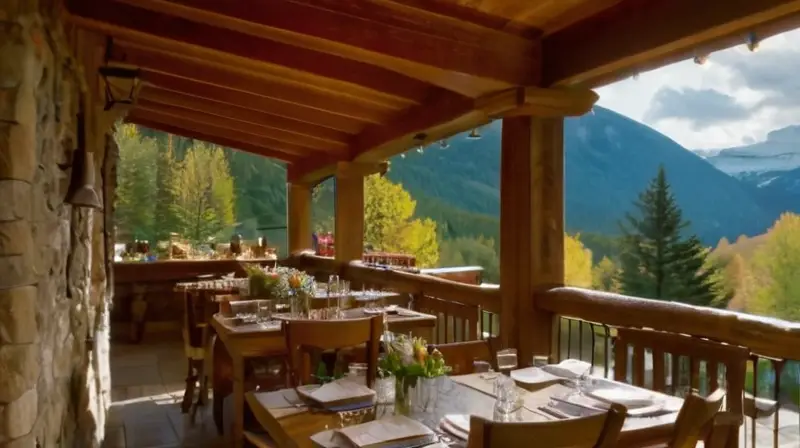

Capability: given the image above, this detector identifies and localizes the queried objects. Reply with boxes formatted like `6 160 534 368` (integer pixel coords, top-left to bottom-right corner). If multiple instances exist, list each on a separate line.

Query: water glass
532 355 550 368
494 376 521 415
256 299 273 324
496 348 518 373
374 375 396 404
473 360 493 374
347 363 368 385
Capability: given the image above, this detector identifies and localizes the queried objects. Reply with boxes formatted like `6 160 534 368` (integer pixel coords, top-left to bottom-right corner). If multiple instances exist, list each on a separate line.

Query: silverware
537 405 570 419
549 395 604 413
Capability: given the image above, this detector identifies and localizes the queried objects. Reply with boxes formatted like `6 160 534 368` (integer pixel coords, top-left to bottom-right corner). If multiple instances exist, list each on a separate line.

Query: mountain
388 106 777 246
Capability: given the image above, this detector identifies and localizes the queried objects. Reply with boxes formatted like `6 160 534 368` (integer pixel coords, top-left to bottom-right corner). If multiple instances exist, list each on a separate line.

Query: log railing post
287 182 312 253
334 162 386 262
499 88 597 366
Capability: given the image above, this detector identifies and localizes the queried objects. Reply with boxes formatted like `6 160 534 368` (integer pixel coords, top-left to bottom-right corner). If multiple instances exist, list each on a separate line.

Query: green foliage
439 236 500 283
749 213 800 320
171 143 236 243
115 124 159 241
617 166 730 307
592 256 619 292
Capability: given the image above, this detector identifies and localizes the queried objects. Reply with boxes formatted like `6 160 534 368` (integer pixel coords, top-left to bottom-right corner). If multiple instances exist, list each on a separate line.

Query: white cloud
597 28 800 150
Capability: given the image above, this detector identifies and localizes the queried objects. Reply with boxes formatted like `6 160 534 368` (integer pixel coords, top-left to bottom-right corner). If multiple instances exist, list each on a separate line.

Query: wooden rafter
139 87 352 146
117 0 541 96
135 99 348 153
127 115 299 163
543 0 800 87
138 72 367 134
65 0 432 103
109 42 399 122
128 109 318 158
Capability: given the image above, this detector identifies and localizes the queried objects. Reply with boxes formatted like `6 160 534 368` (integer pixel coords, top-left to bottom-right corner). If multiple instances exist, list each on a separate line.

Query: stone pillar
0 4 115 447
286 182 312 253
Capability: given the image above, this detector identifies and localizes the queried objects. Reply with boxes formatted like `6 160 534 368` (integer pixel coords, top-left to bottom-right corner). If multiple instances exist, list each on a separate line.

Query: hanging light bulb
746 32 760 52
467 128 481 140
400 153 406 159
416 145 424 154
693 54 709 65
439 139 449 149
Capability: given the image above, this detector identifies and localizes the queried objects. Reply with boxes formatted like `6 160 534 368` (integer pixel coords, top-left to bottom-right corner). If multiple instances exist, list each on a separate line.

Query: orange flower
415 345 428 363
288 273 302 289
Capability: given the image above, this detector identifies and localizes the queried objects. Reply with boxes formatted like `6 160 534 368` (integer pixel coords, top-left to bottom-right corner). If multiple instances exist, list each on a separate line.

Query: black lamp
65 102 102 209
99 38 141 111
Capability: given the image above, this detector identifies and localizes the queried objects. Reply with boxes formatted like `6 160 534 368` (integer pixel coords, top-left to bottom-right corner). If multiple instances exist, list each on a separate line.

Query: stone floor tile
113 364 162 387
124 419 179 448
102 425 126 448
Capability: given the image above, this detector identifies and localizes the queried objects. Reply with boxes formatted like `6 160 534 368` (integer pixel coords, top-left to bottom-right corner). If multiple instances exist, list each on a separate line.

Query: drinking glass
532 355 550 368
496 348 518 373
494 376 522 415
347 363 368 386
473 360 493 374
256 299 273 324
338 280 350 318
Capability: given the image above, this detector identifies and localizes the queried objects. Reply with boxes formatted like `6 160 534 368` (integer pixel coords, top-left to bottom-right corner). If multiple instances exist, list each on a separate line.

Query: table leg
212 336 232 435
232 354 245 448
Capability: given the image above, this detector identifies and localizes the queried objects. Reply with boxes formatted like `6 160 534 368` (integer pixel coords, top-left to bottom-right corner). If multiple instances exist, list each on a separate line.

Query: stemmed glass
496 348 518 374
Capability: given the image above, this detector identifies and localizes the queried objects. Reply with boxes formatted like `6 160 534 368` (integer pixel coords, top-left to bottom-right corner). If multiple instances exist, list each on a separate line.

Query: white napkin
336 415 434 447
541 359 593 379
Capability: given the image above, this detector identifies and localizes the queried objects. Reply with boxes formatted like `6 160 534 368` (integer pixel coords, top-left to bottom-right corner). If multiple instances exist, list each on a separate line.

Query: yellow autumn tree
565 233 593 288
591 256 619 292
749 213 800 320
363 174 439 267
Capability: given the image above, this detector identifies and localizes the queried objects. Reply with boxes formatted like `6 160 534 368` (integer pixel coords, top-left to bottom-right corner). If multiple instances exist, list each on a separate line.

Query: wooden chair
415 295 482 343
467 403 627 448
427 338 500 375
614 327 748 415
703 412 744 448
283 315 383 387
181 288 218 422
668 388 726 448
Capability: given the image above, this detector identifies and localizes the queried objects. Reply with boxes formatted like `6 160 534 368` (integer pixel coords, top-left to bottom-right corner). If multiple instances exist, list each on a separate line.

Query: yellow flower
288 273 302 289
415 346 428 364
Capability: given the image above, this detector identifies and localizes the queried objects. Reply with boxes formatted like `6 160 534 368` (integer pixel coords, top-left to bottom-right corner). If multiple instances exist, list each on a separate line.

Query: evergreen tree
152 133 180 242
114 124 158 241
617 166 730 307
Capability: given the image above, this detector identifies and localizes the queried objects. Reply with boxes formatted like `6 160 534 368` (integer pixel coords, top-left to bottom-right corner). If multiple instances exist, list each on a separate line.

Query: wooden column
287 182 312 253
334 163 366 262
500 116 565 365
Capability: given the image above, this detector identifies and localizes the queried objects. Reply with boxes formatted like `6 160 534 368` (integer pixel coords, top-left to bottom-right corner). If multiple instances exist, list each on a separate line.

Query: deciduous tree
114 124 158 241
749 213 800 320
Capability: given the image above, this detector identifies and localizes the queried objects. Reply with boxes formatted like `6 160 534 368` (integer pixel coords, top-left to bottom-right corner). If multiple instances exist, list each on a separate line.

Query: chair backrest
467 403 626 448
669 388 726 448
283 316 383 387
427 338 499 375
614 327 748 414
704 411 743 448
414 295 482 343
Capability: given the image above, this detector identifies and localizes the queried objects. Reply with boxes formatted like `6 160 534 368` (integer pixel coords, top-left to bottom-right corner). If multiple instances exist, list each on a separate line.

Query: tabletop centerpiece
379 335 450 415
244 265 315 317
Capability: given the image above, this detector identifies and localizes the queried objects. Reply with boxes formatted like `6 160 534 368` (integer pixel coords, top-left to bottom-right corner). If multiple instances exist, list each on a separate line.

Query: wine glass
496 348 518 374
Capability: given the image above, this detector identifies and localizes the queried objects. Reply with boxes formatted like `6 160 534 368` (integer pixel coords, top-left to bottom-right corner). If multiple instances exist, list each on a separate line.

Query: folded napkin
251 389 307 419
541 359 593 379
297 379 376 409
333 415 436 448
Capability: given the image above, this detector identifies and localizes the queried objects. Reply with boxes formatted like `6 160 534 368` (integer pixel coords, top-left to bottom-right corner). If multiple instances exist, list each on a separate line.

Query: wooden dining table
245 373 684 448
210 307 438 448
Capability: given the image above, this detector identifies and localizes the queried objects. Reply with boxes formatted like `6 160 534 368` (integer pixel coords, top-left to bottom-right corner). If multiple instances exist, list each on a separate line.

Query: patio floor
104 337 225 448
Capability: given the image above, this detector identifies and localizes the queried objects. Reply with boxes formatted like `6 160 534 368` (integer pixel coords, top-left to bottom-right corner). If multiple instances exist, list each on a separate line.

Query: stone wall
0 3 113 447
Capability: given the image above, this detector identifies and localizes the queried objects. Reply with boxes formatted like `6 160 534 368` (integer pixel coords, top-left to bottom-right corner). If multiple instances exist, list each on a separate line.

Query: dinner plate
587 387 655 408
510 367 562 385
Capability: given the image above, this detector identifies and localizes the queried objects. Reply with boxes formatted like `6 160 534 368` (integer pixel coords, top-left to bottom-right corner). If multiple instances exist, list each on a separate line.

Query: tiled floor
104 337 226 448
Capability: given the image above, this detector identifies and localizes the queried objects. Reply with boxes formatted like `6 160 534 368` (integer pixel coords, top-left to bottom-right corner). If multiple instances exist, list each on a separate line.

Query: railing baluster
557 318 563 363
653 349 665 392
752 358 759 448
772 359 784 448
578 320 584 361
567 319 572 359
671 354 679 396
589 323 597 370
603 325 610 379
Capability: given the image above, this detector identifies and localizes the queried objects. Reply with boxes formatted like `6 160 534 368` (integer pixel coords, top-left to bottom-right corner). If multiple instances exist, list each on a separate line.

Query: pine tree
617 166 730 307
152 133 179 242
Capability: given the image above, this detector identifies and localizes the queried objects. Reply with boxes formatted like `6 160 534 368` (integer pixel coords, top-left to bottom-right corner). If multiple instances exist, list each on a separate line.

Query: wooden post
287 182 312 253
334 163 365 262
500 116 565 366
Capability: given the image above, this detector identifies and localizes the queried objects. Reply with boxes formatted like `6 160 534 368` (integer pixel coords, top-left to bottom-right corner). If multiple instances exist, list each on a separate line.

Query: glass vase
394 376 416 416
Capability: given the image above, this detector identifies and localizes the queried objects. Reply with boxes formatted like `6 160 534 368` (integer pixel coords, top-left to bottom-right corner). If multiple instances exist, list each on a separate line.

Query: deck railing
287 253 800 446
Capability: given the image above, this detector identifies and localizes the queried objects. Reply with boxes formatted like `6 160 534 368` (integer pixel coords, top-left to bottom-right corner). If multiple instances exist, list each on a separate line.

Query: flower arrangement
243 265 316 314
378 335 450 414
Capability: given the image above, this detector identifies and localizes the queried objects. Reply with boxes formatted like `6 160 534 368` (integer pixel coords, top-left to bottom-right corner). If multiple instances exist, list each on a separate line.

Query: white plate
510 367 562 385
587 387 655 408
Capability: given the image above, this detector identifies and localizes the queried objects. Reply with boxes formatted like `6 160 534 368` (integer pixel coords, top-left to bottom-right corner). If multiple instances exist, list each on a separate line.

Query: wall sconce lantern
99 38 141 111
65 103 103 209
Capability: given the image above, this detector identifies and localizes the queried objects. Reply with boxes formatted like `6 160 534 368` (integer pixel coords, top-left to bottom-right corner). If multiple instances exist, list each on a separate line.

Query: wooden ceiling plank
127 115 299 163
543 0 800 87
140 71 367 134
111 42 400 122
65 0 431 103
117 0 540 94
135 99 348 153
140 87 352 146
129 109 317 158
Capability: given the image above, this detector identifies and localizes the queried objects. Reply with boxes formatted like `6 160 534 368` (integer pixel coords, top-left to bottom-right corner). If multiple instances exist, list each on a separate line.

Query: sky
596 28 800 151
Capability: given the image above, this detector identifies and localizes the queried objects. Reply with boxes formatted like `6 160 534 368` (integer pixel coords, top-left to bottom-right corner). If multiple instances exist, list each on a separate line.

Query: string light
439 139 449 149
467 128 482 140
693 54 709 65
415 146 424 154
746 32 760 52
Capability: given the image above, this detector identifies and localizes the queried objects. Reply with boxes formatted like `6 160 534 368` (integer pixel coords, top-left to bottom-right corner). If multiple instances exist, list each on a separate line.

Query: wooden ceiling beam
110 42 398 122
128 109 319 159
117 0 541 96
65 0 431 104
138 71 367 134
135 99 348 154
543 0 800 87
126 115 299 164
139 87 352 146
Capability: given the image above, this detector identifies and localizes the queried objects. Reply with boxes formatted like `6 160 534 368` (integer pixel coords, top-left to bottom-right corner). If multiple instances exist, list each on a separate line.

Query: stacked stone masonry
1 2 113 447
